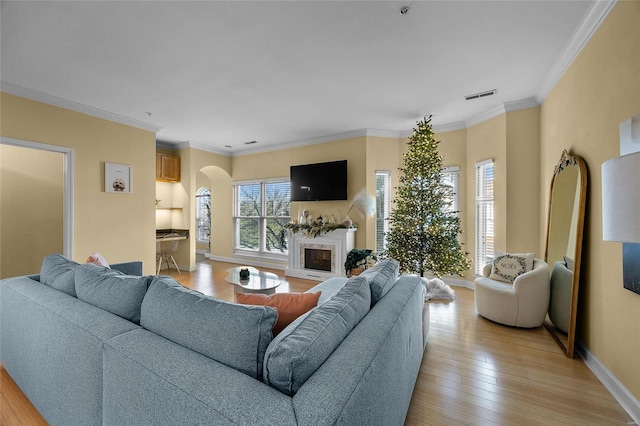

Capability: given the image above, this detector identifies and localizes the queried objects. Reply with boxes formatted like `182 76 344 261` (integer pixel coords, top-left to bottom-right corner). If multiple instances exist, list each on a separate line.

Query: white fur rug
421 277 456 301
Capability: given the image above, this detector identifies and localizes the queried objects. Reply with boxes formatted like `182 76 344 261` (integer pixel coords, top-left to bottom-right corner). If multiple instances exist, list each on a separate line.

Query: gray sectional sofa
0 254 428 425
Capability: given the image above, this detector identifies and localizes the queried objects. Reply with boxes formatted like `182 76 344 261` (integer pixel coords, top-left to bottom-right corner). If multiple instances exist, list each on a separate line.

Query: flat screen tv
290 160 348 201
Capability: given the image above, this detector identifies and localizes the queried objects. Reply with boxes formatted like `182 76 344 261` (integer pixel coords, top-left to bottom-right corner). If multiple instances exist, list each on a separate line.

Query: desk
155 235 187 243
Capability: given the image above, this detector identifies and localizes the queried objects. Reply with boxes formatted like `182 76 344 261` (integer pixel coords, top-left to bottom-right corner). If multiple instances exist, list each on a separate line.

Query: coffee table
225 266 281 296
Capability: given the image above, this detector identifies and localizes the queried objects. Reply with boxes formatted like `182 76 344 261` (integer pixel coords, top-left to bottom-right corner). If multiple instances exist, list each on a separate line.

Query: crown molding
535 0 616 103
1 81 162 133
231 128 394 157
433 121 467 134
464 97 539 129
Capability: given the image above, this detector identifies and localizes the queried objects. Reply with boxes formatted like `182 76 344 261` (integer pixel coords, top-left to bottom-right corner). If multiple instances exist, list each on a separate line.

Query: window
376 171 391 256
475 159 495 275
234 179 290 256
196 188 211 243
441 166 460 214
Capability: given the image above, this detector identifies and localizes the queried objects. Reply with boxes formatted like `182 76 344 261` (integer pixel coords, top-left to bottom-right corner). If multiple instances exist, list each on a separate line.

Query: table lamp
602 151 640 294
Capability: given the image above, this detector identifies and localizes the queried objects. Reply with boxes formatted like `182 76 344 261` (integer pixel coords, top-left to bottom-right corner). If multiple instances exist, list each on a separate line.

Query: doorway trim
1 137 74 258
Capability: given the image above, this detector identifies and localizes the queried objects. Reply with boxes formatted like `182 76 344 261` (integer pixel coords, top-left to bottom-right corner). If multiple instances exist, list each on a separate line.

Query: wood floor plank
0 257 634 425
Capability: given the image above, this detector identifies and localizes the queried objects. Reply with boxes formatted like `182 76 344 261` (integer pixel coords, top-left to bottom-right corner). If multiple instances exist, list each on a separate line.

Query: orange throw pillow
236 292 321 335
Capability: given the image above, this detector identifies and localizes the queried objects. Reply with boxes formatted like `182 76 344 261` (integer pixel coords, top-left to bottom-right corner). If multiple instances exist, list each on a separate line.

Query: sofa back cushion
75 263 151 324
40 253 80 297
359 258 400 305
140 276 277 379
262 276 371 396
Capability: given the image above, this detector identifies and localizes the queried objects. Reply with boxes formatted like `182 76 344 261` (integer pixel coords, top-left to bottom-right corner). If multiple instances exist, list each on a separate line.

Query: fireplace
286 228 355 280
304 248 332 272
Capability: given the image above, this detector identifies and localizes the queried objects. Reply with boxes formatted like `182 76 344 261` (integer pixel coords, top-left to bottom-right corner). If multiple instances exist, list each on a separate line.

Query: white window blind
375 171 391 256
475 159 494 275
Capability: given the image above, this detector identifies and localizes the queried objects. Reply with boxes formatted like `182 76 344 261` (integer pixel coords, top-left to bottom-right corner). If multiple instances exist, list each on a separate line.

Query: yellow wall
540 0 640 399
1 93 158 274
506 108 541 253
0 144 64 277
436 128 470 273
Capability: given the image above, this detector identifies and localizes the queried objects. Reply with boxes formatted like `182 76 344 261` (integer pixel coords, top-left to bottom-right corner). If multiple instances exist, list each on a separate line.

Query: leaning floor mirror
544 150 587 358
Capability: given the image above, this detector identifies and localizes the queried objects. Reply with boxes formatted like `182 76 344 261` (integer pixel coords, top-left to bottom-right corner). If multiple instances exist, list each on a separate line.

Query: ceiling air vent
244 140 258 145
465 89 497 101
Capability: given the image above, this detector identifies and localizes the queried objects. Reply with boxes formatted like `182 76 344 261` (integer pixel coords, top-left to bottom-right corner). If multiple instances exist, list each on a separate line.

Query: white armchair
474 259 550 328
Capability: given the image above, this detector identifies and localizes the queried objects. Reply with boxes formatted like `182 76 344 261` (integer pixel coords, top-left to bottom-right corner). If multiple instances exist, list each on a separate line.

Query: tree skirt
421 277 455 301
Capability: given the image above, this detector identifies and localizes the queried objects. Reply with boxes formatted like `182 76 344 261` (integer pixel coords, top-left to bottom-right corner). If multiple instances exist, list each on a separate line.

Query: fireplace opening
304 248 332 272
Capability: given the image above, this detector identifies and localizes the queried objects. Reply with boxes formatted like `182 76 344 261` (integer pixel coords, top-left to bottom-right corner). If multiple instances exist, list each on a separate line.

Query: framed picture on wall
105 162 132 194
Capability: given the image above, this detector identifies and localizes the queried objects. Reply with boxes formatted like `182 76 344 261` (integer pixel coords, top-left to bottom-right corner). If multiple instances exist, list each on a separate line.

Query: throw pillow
236 292 321 335
75 263 151 324
358 258 400 305
262 276 370 396
490 252 535 283
40 253 80 297
85 252 110 268
141 276 277 380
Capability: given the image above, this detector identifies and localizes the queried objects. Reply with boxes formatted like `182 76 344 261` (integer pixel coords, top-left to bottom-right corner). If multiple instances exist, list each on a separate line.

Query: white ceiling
1 1 611 155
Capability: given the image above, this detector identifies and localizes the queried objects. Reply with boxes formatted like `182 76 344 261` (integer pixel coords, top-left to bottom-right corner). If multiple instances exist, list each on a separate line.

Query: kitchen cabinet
156 153 180 182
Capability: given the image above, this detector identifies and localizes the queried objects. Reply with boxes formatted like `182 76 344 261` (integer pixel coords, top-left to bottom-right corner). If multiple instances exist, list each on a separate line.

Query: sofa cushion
358 258 399 305
140 276 277 379
75 263 151 324
263 276 371 396
490 252 535 283
236 292 321 335
40 253 80 297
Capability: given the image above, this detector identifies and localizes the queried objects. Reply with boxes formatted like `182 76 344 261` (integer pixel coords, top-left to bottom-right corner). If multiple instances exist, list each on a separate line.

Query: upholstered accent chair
474 259 550 328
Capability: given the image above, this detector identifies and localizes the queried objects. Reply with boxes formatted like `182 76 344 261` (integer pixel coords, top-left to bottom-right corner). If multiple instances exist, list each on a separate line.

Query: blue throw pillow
141 276 277 379
75 263 152 324
359 258 400 305
40 253 80 297
263 275 371 396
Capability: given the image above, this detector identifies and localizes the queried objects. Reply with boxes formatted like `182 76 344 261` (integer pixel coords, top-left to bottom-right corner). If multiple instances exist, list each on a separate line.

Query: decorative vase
239 267 250 279
341 215 353 228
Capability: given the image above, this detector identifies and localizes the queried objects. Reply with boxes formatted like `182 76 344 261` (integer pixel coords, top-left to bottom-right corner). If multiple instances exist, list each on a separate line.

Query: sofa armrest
111 261 143 276
512 259 550 327
482 263 493 277
512 259 549 293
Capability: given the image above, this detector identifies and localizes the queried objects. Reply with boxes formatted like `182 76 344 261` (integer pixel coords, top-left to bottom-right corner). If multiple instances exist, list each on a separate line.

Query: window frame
195 187 211 244
375 170 391 256
475 159 495 275
233 178 290 260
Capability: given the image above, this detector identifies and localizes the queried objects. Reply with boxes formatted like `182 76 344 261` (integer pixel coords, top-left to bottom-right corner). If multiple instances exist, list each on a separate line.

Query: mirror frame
543 150 587 358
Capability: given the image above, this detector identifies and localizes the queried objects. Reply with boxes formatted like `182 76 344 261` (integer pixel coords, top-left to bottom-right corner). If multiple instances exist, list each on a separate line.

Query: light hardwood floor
0 257 634 425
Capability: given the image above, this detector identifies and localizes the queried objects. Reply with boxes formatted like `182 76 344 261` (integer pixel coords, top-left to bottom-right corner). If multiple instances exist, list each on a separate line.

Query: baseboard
575 340 640 424
205 254 287 271
442 276 475 290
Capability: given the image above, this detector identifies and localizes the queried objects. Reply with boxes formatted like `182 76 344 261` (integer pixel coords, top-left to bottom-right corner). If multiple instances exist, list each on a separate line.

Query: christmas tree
385 116 470 277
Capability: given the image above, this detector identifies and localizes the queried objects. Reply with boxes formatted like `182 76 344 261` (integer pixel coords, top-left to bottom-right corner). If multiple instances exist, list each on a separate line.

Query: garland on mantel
278 222 351 249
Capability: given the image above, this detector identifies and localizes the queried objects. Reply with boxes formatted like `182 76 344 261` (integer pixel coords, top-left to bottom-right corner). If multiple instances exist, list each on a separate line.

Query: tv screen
290 160 348 201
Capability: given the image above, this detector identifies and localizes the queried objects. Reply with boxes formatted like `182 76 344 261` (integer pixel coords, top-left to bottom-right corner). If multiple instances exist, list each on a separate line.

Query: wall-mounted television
290 160 348 201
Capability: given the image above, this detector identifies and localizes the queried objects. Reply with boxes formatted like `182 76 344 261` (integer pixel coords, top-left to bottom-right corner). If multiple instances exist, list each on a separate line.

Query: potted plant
344 249 377 277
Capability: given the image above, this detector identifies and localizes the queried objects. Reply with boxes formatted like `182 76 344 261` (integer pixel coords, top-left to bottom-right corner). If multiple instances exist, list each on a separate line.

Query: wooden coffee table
225 266 281 296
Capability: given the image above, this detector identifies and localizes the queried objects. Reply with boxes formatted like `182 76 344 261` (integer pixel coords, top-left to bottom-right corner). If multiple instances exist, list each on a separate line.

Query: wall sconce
602 151 640 295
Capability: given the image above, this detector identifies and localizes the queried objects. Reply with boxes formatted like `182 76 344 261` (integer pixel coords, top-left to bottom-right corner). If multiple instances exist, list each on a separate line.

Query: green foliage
344 249 377 272
385 116 470 277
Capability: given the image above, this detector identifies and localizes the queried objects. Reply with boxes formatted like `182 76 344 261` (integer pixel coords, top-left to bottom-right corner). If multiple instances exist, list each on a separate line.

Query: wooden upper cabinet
156 153 180 182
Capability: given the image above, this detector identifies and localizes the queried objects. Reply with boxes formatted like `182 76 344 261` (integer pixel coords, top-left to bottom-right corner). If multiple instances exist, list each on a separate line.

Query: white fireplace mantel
286 228 355 280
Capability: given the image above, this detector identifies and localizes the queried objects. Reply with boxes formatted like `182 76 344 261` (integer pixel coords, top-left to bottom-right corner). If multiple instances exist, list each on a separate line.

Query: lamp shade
602 151 640 243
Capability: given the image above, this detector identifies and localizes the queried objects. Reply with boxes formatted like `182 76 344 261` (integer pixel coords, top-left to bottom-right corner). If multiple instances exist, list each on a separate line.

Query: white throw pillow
489 251 535 283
